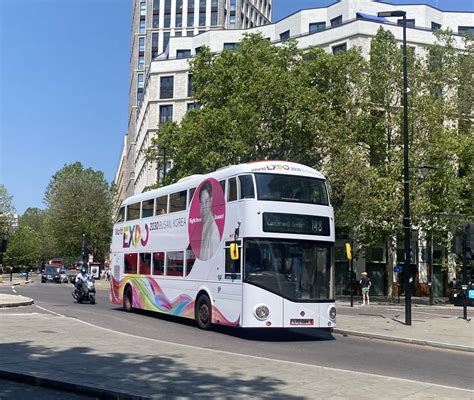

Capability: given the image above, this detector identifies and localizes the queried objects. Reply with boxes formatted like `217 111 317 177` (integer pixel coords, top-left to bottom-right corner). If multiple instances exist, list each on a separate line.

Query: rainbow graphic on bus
110 276 240 327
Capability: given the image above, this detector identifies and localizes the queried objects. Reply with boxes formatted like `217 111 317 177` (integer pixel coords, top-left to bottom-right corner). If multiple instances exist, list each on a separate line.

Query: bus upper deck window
239 175 255 199
228 177 237 202
142 199 154 218
155 195 168 215
116 206 125 223
126 202 140 221
169 191 187 213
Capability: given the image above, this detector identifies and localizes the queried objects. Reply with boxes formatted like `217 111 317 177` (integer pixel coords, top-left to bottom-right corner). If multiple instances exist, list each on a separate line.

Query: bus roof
121 161 326 206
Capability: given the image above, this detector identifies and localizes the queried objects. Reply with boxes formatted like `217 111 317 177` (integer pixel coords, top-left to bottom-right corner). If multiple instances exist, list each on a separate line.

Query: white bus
110 161 336 329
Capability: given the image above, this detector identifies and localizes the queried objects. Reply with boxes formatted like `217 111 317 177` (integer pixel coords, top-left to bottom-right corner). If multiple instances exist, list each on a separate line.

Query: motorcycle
72 277 96 304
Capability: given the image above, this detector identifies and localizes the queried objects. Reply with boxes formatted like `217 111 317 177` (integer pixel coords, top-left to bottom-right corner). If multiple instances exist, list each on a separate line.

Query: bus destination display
262 213 330 236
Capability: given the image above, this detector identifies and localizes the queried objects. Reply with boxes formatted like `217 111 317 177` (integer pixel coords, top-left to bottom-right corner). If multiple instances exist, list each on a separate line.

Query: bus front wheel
195 295 212 330
123 286 133 312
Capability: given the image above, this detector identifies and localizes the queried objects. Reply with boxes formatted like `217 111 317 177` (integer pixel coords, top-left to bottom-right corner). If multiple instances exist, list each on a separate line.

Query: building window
223 42 239 50
153 0 160 12
177 49 191 58
165 0 171 11
164 13 171 28
195 46 203 54
187 11 194 26
280 30 290 41
138 55 144 70
160 76 174 99
330 15 342 27
431 21 441 31
163 32 170 51
138 73 144 88
140 1 146 16
200 0 206 9
153 13 159 28
199 12 206 26
138 36 145 52
187 30 194 37
152 32 159 58
176 0 183 11
175 31 182 37
230 14 236 28
332 43 347 54
159 105 173 124
458 26 474 35
309 21 326 33
187 102 201 110
139 18 146 33
176 13 182 27
187 74 193 97
398 19 415 27
211 11 218 25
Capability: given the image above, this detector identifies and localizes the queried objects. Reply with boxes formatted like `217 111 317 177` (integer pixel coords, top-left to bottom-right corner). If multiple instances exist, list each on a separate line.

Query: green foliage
44 162 114 262
20 208 54 263
4 225 40 267
146 31 473 250
0 184 16 234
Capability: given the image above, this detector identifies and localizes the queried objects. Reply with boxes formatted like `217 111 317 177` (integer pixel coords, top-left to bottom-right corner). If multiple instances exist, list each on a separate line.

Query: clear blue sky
0 0 472 215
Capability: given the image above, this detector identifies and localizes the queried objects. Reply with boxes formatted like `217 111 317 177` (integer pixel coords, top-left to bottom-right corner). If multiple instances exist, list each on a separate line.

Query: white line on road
32 304 474 394
35 305 67 317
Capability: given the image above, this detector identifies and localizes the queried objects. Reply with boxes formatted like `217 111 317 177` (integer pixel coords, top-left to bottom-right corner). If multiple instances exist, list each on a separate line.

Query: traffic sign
394 265 403 273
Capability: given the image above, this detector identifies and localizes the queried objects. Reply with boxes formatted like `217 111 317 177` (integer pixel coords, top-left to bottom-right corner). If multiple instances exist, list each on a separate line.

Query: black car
41 266 63 283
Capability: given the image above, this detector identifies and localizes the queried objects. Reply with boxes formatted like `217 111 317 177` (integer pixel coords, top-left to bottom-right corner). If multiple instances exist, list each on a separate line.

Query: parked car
41 266 64 283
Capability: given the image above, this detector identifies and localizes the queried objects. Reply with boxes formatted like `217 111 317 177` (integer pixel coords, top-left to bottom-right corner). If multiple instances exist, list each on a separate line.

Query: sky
0 0 472 215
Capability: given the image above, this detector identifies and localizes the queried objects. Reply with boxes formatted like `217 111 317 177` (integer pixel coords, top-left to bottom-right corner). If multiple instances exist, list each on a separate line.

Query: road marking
33 304 474 393
35 305 66 318
12 287 17 293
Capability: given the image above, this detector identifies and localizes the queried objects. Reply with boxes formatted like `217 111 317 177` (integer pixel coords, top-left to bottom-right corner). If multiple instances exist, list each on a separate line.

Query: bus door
213 241 243 326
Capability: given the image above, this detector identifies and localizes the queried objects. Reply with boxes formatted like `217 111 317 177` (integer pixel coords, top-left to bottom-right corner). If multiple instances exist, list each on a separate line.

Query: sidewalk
335 310 474 353
1 312 472 399
0 294 34 308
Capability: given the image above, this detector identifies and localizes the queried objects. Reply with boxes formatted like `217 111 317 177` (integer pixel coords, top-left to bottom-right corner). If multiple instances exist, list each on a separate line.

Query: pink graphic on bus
188 178 225 260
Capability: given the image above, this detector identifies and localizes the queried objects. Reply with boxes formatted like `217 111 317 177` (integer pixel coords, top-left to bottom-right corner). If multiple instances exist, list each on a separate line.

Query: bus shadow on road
214 326 335 342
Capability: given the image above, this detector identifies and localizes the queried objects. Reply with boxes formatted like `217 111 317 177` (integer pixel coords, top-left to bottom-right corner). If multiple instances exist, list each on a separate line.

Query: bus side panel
212 281 242 326
319 303 336 329
241 284 284 328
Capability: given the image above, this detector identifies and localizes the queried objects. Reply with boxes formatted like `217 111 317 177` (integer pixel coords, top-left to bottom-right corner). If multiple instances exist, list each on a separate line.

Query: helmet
81 266 87 274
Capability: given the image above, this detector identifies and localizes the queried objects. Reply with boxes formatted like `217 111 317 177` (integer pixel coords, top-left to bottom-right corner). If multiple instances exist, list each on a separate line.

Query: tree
4 225 40 268
20 208 54 264
44 162 114 262
0 184 16 235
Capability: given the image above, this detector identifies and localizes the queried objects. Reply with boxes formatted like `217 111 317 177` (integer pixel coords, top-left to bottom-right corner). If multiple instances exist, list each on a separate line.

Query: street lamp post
378 10 412 325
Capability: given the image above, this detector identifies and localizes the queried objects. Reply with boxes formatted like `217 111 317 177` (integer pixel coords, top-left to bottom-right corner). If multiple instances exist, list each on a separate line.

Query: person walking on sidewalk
360 272 371 305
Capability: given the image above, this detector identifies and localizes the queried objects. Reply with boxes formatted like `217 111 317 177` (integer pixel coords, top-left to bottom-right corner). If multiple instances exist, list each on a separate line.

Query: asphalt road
3 281 473 391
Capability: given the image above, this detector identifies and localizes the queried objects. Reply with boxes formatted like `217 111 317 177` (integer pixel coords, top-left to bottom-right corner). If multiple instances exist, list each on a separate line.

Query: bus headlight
329 306 336 320
255 305 270 321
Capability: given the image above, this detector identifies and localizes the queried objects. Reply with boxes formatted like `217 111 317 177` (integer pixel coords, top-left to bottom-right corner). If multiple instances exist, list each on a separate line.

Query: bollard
10 270 12 282
461 285 469 321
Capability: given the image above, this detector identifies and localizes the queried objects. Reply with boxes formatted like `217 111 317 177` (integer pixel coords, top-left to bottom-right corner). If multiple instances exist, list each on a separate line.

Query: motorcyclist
75 265 91 297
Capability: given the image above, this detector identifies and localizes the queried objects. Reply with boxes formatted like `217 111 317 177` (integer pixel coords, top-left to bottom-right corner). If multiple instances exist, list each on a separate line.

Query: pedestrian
360 272 371 305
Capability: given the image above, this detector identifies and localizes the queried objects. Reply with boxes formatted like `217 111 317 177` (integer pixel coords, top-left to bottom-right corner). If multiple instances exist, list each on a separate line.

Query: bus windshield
244 239 331 301
255 173 329 205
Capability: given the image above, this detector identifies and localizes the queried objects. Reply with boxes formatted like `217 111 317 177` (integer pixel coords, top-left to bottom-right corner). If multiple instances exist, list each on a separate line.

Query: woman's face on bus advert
199 187 212 220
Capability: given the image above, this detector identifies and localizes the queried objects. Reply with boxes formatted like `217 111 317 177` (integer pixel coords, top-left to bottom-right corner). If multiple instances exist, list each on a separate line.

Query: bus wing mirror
230 243 239 261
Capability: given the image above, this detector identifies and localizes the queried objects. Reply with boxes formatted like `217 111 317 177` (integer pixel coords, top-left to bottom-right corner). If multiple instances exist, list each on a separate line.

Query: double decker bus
110 161 336 329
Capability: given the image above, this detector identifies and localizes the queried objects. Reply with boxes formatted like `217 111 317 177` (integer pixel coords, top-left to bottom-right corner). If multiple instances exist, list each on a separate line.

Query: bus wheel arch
195 290 212 330
123 284 133 312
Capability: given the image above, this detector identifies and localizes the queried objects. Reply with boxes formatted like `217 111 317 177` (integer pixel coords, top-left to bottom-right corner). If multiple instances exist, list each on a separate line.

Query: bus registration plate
290 318 314 326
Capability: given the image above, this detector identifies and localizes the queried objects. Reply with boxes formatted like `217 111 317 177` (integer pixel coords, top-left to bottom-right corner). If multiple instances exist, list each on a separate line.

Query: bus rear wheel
195 295 212 330
123 286 133 312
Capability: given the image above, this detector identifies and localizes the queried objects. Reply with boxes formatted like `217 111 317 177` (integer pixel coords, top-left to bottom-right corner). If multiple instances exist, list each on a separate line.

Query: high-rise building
119 0 272 204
